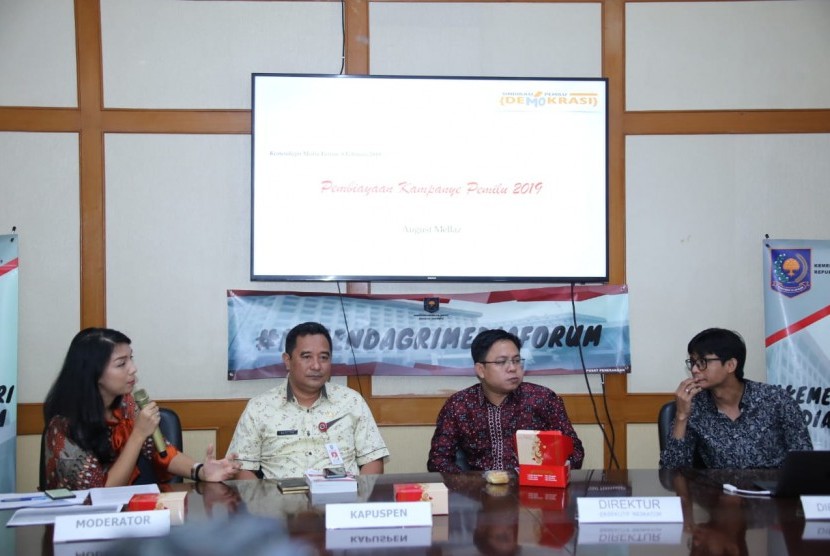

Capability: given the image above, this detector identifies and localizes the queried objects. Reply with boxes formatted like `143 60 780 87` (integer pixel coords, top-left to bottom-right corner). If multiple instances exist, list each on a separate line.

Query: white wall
3 0 613 403
626 1 830 110
0 132 80 393
627 134 830 393
625 0 830 391
2 2 829 483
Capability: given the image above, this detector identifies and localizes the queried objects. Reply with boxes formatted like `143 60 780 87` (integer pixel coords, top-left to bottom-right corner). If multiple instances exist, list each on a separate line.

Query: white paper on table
89 484 159 506
0 490 89 511
6 504 123 527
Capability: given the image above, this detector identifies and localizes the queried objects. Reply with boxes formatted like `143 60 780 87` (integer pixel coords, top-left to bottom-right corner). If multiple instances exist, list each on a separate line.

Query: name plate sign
802 521 830 540
577 523 684 545
53 539 119 556
577 497 682 523
53 510 170 543
801 496 830 521
326 526 432 549
325 502 432 529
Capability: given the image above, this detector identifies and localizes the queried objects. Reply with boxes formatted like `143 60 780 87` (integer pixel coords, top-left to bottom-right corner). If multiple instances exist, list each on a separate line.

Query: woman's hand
133 400 160 439
199 482 243 517
199 444 242 482
105 400 160 487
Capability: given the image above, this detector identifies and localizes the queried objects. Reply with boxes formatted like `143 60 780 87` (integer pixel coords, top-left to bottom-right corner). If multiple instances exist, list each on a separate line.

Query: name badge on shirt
326 443 344 466
277 430 298 436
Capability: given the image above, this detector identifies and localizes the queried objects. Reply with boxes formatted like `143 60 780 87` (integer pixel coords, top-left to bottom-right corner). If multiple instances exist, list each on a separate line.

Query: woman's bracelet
191 462 204 482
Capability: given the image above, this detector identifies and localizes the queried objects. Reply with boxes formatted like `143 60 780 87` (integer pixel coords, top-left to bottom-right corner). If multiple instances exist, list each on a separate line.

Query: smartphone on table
45 488 76 500
323 466 347 479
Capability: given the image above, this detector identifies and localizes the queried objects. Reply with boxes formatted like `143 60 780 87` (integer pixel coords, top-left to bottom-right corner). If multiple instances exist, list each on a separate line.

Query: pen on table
0 495 49 502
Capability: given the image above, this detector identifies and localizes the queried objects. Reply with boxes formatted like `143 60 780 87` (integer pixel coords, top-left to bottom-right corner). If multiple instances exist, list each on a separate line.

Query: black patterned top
660 379 813 469
427 382 584 472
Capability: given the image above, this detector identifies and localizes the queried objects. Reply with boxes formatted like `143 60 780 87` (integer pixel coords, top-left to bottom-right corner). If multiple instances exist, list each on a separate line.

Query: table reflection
5 469 830 555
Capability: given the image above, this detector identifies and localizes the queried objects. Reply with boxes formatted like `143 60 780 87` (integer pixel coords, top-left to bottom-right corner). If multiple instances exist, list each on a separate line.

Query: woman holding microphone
43 327 240 489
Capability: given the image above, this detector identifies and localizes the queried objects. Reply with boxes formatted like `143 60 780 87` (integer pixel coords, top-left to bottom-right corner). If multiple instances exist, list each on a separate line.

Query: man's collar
285 381 328 403
476 382 522 406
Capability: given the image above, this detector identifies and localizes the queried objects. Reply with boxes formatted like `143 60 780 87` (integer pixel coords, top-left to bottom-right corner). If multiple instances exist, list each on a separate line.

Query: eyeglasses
685 357 722 371
480 357 524 370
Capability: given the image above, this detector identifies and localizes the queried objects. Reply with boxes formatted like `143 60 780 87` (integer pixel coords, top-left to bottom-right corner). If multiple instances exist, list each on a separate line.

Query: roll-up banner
0 234 19 491
227 285 630 380
763 239 830 450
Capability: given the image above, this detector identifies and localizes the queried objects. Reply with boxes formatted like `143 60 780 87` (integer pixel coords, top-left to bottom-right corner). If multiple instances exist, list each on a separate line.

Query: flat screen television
251 73 608 282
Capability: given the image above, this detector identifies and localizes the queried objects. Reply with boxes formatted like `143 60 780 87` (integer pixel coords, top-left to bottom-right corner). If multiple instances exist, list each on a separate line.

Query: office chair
136 407 184 484
455 447 471 471
657 401 676 453
39 407 185 489
658 400 706 468
38 430 47 491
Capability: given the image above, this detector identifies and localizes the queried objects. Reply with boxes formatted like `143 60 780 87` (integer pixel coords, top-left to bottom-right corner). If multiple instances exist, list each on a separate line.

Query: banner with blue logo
763 239 830 450
227 285 630 380
0 235 19 491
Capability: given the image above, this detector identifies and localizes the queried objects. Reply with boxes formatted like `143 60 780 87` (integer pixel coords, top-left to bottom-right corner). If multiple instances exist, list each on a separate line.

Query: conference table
3 468 829 555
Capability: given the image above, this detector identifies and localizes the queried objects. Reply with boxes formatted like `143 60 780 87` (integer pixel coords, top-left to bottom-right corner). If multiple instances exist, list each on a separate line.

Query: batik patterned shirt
660 379 812 469
228 381 389 479
427 382 584 472
44 394 178 489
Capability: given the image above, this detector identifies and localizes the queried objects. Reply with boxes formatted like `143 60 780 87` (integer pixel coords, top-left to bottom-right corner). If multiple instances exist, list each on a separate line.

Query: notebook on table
753 450 830 497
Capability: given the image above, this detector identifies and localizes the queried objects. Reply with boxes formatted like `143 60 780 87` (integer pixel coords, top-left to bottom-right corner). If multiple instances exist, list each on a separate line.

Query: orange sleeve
148 443 179 483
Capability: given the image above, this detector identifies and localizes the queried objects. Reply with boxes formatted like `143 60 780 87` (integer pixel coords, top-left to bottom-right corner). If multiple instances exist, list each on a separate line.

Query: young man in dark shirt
660 327 812 469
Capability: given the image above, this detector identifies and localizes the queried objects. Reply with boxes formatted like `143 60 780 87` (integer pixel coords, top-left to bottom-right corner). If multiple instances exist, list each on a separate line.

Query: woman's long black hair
44 328 132 464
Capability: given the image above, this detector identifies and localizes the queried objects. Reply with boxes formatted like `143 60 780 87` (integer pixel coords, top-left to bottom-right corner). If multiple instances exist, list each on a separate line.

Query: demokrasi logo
771 248 811 298
499 91 599 109
423 297 440 313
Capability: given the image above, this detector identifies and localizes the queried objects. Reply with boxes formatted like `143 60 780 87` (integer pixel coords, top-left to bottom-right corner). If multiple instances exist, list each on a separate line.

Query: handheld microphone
133 389 167 457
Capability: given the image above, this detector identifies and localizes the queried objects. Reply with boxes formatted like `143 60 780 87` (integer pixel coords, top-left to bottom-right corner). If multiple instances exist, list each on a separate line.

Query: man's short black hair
471 329 522 364
284 321 332 355
687 327 746 380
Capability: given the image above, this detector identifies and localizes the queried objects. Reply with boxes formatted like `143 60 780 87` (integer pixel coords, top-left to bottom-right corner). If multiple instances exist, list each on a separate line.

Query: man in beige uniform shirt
228 322 389 479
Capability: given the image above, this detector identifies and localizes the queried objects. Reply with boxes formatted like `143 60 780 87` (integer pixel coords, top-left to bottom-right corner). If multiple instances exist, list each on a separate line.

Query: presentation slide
251 74 607 282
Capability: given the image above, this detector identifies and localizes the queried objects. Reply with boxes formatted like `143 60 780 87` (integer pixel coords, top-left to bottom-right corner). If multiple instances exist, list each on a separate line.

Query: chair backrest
657 401 676 453
39 429 47 491
455 447 470 471
159 407 183 454
136 407 184 484
657 400 707 468
40 407 185 489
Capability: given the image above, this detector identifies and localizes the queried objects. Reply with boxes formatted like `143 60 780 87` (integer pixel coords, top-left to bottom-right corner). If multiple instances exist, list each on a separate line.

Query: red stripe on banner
766 304 830 347
228 284 627 304
0 258 18 278
481 285 626 303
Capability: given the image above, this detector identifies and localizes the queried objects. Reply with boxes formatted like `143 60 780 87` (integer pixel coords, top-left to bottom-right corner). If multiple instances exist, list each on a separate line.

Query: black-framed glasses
685 357 721 371
480 357 524 370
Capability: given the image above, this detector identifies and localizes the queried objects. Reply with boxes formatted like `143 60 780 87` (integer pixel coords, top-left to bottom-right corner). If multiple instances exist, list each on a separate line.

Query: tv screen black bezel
250 73 609 283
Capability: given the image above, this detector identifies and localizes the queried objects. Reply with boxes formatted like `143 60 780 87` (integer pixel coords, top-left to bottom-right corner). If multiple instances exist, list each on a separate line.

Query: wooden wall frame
4 0 830 468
